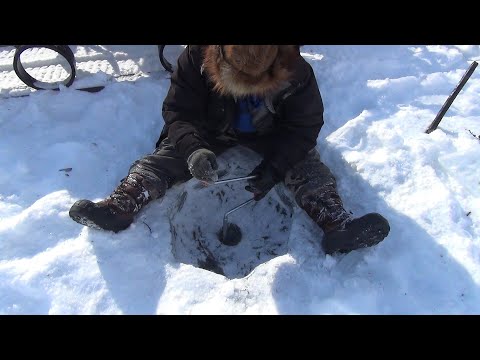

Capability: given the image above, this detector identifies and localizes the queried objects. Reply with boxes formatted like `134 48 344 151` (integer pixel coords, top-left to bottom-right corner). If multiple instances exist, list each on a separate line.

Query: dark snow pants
126 137 347 229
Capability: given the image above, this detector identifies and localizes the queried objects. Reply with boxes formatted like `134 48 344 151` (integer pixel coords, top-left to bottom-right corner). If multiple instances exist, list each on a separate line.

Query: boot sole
69 200 107 230
323 213 390 255
69 200 132 232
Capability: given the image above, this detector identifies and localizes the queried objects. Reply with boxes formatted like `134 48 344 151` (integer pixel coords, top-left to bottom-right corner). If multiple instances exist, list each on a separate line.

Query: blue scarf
234 95 264 133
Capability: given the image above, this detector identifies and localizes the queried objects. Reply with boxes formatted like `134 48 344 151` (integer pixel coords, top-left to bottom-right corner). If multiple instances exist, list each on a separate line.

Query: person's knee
285 151 337 196
130 170 168 200
129 143 189 186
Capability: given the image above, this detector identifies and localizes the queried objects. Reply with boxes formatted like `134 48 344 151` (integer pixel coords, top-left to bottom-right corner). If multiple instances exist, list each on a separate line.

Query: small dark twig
467 129 480 141
142 221 152 234
425 61 478 134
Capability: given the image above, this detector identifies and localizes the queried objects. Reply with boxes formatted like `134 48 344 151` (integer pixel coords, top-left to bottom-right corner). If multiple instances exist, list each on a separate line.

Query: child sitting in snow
68 45 390 255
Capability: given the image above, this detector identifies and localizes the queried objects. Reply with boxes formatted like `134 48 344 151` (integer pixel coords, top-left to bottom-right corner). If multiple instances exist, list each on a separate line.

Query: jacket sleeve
266 63 324 177
161 45 211 159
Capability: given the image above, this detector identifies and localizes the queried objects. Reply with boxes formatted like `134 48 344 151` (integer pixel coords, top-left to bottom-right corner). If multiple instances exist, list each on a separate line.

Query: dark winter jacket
159 45 324 177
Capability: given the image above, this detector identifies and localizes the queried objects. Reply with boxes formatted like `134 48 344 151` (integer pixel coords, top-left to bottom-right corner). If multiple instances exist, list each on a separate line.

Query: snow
1 45 480 314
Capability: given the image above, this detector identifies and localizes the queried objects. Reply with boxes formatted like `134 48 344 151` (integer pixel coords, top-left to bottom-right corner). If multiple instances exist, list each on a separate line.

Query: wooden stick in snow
425 60 478 134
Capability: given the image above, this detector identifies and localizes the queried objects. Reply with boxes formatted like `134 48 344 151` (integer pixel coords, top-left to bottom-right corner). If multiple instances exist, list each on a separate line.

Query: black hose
158 45 174 73
10 45 173 94
13 45 76 90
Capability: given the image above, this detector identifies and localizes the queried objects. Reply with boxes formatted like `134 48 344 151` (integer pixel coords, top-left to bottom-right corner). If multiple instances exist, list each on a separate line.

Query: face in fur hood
202 45 300 98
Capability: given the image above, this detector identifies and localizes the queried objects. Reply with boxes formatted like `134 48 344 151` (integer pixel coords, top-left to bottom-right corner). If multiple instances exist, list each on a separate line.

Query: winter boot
322 212 390 255
69 172 167 232
296 183 390 254
286 152 390 255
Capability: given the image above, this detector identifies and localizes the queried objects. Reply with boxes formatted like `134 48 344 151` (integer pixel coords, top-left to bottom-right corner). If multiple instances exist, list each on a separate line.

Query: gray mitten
187 148 219 183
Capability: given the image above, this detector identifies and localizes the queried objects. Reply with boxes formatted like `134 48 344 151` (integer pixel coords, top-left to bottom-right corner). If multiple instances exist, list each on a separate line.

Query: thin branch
467 129 480 141
425 61 478 134
142 221 152 234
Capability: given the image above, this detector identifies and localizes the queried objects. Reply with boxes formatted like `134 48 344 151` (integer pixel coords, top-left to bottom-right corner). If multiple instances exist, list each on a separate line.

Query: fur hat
202 45 300 97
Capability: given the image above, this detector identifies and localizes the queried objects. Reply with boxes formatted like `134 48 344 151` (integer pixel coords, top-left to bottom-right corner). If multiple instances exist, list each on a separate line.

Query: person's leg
284 149 390 255
69 138 193 232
